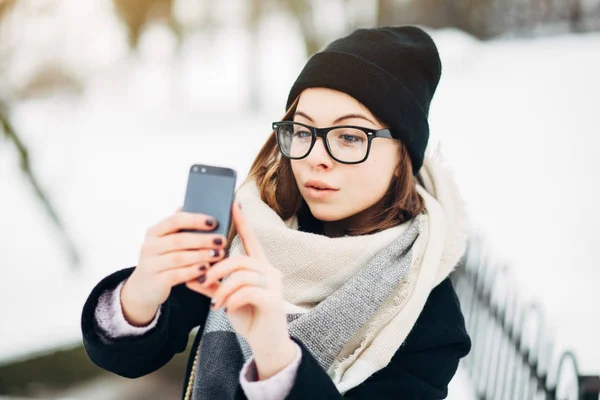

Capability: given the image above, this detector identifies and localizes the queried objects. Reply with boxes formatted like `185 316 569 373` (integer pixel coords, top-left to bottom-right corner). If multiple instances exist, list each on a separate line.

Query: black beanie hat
286 26 442 174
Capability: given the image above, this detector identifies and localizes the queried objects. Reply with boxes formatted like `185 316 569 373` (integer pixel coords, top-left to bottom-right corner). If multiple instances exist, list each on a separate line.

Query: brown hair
227 97 425 243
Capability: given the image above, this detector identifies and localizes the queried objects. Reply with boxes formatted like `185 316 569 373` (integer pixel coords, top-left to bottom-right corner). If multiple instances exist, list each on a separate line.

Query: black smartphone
181 164 237 237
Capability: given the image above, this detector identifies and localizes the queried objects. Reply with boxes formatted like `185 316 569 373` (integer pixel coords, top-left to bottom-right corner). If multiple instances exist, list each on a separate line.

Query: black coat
81 267 470 399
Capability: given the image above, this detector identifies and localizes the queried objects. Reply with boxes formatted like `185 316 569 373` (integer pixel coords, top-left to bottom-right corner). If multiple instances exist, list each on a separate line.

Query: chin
305 202 350 222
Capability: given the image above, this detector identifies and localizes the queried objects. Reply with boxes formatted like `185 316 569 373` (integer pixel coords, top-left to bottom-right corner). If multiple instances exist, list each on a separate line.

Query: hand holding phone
120 164 236 327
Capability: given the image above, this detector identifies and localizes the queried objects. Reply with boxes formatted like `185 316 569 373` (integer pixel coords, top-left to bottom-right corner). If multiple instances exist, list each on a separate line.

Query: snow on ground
430 28 600 375
1 25 599 399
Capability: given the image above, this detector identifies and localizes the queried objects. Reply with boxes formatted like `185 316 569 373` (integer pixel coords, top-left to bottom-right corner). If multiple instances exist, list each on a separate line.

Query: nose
305 137 333 169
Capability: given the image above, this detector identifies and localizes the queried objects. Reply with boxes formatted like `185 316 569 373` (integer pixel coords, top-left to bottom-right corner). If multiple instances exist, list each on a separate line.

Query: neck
323 221 347 238
323 207 376 238
321 190 394 237
298 198 384 238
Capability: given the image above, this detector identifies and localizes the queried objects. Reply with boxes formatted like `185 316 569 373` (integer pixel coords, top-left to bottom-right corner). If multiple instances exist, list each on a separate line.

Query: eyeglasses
272 121 395 164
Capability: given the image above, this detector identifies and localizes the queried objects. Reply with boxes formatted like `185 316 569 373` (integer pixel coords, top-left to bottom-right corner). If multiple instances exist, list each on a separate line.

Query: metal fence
451 234 600 400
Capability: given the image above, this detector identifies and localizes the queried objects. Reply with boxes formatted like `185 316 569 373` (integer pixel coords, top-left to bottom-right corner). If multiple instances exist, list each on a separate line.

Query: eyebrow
294 111 376 126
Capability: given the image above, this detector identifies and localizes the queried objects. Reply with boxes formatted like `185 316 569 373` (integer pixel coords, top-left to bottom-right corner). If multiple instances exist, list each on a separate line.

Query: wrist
253 337 297 381
120 279 159 327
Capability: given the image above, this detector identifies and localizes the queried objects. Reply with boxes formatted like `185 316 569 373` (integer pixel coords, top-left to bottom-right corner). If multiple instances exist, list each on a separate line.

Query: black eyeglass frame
272 121 396 165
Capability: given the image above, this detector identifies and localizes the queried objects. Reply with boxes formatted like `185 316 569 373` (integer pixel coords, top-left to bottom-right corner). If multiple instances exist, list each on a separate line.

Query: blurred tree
0 0 81 270
283 0 321 56
0 0 17 17
15 63 83 100
568 0 584 32
247 0 261 111
377 0 394 26
374 0 600 39
113 0 183 49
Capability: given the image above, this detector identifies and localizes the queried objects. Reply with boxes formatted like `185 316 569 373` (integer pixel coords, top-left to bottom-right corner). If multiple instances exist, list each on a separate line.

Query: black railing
451 234 600 400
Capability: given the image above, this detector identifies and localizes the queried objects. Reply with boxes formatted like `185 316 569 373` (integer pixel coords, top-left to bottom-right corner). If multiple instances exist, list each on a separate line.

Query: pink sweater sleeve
94 279 161 338
239 341 303 400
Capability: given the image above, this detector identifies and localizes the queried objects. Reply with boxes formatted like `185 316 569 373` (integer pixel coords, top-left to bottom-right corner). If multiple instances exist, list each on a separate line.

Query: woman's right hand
120 208 227 326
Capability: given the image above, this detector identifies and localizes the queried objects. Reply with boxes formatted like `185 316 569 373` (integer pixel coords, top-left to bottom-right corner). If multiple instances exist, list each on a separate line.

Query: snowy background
1 0 599 398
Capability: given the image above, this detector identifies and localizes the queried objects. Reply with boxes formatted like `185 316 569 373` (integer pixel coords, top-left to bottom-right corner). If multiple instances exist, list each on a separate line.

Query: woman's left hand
199 202 294 360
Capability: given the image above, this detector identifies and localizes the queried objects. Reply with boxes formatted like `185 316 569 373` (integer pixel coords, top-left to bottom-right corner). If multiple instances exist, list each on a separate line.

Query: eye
293 130 312 139
340 133 363 143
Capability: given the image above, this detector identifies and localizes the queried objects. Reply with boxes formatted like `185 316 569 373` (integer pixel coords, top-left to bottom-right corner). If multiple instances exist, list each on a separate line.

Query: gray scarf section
189 218 420 399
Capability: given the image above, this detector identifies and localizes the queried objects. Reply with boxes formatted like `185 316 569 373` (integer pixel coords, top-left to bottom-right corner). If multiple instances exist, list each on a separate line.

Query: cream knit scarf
192 147 469 398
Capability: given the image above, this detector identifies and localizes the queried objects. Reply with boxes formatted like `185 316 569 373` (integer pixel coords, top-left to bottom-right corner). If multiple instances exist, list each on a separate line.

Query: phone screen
182 164 237 237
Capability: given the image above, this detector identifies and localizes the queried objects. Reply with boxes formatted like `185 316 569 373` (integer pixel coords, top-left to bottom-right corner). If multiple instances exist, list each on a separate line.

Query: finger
158 263 206 287
153 249 225 272
204 255 263 286
222 286 267 314
185 274 219 298
146 232 227 255
147 212 218 238
231 202 266 260
211 270 262 309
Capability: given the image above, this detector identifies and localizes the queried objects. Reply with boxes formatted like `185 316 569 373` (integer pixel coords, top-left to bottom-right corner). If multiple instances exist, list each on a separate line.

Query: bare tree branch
0 102 81 271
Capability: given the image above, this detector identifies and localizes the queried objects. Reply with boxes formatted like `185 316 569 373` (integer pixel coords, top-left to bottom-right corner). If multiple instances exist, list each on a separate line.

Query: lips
304 180 338 191
303 180 338 199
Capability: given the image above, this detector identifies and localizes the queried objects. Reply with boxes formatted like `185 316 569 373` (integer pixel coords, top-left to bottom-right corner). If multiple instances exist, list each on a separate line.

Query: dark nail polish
206 218 215 227
198 274 206 283
213 249 220 257
224 307 228 312
213 238 223 245
199 265 206 271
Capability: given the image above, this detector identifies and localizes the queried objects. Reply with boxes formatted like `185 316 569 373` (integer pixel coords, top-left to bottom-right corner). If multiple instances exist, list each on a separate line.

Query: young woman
81 25 471 399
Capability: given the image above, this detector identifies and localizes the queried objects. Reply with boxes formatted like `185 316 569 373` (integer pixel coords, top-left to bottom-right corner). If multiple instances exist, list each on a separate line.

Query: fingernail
213 238 223 245
206 218 215 227
212 249 220 257
199 265 206 271
198 274 206 283
224 307 228 313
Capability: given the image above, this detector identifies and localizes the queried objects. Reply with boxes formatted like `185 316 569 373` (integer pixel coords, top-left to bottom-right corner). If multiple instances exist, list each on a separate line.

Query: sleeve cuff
94 279 161 339
239 341 302 400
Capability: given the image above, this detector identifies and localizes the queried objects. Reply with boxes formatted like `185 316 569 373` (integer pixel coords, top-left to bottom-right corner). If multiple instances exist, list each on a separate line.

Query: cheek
335 156 390 215
360 145 400 191
347 165 390 205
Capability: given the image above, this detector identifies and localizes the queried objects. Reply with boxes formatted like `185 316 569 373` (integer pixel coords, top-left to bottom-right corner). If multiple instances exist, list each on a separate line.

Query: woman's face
290 88 401 225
